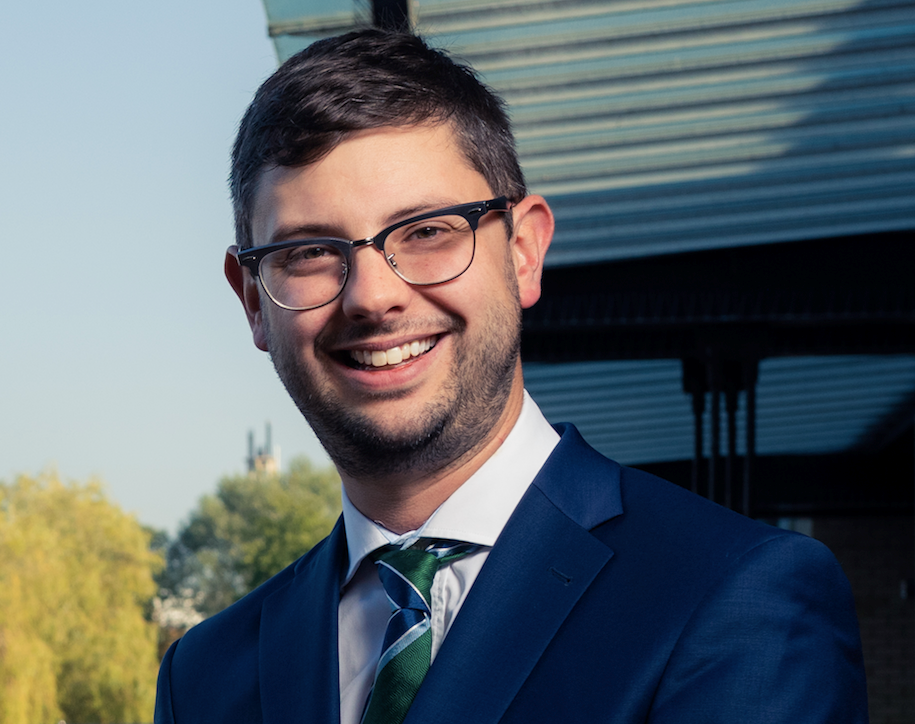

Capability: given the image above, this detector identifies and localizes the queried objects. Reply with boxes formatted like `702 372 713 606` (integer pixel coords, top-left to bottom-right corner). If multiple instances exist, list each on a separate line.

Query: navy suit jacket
155 424 868 723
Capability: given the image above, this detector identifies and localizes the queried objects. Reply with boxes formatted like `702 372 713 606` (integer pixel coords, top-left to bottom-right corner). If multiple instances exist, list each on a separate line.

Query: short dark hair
230 28 526 248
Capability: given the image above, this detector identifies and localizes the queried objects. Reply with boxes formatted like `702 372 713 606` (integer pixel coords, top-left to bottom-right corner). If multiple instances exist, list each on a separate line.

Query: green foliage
0 471 162 724
163 457 341 617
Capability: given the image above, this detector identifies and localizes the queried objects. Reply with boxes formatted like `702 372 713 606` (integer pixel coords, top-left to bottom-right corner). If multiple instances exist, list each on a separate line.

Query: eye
396 219 462 245
410 225 446 240
288 245 330 261
265 243 342 276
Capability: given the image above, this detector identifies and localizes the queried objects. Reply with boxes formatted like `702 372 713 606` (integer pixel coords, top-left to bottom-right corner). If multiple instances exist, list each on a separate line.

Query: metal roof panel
525 356 915 463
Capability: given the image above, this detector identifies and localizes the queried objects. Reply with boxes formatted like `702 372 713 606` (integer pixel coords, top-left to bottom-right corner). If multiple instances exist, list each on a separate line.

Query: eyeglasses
236 197 511 311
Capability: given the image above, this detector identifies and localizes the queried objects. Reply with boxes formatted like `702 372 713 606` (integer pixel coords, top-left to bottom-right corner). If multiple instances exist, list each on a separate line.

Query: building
256 2 915 718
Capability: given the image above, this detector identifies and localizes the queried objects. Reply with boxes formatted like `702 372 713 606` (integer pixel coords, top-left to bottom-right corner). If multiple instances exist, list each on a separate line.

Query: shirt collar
341 390 560 585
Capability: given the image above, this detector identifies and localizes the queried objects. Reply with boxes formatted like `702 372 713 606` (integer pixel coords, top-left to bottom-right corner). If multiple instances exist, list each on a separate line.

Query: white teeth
350 336 436 367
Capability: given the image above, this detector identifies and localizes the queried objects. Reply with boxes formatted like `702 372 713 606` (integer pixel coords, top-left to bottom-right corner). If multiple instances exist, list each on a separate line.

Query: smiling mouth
348 335 438 368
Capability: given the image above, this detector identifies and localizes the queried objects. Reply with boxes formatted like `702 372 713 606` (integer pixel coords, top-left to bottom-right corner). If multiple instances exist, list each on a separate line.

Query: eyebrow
269 223 345 245
268 198 465 246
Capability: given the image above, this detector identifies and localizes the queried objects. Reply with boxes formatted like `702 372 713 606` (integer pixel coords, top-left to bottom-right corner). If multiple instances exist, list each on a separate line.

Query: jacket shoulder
158 530 340 722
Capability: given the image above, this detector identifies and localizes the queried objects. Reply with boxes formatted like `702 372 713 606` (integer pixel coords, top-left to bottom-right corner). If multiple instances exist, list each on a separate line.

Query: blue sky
0 0 331 534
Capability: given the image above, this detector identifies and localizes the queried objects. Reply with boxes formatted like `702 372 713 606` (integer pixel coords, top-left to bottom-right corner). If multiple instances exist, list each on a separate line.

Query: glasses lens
259 243 347 310
384 214 475 285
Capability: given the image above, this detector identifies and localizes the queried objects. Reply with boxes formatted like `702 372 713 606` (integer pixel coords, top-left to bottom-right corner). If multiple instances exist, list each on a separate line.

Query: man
155 29 868 723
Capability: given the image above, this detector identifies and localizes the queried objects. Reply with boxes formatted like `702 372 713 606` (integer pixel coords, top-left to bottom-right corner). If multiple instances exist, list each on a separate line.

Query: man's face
229 124 550 484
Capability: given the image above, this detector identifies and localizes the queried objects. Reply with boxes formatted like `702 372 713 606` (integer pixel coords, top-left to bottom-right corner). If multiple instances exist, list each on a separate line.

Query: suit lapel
405 425 622 724
259 518 346 724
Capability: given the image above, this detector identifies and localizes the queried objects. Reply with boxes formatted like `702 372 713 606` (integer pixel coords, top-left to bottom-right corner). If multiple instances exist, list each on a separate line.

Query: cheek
483 233 522 296
264 307 327 362
479 243 523 309
447 251 520 323
502 249 522 303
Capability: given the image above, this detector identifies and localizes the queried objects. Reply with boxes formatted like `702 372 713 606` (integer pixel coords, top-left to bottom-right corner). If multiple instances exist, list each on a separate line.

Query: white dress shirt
337 391 560 724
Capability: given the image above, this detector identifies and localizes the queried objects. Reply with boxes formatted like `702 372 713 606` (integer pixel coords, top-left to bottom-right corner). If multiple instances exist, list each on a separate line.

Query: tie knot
372 539 478 606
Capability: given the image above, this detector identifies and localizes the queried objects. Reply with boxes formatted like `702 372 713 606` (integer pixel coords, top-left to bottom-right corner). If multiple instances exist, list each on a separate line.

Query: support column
682 358 707 496
723 360 742 510
708 359 721 505
743 359 759 517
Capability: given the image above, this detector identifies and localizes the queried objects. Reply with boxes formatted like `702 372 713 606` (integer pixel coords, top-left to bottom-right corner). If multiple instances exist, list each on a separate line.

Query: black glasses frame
237 197 511 310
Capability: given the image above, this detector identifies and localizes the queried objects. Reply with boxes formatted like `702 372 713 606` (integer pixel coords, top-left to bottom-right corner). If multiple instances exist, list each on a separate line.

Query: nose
339 243 412 322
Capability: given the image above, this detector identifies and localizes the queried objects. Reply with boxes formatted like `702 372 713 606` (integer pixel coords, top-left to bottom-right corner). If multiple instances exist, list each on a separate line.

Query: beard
264 295 522 484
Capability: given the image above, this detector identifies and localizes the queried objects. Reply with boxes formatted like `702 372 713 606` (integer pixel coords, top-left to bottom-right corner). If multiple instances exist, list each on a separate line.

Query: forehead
250 124 492 243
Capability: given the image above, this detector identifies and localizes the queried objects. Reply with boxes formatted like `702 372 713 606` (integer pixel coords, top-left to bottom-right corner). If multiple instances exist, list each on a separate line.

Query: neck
340 376 526 534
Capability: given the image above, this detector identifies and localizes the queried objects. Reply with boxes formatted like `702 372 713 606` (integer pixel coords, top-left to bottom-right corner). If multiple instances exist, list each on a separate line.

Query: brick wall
812 516 914 724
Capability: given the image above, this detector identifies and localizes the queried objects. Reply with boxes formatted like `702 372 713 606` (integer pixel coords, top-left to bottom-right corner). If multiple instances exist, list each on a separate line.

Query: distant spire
246 422 278 475
246 430 256 473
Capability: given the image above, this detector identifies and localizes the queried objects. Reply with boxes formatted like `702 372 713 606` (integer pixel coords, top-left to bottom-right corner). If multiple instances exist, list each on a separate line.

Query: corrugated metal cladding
262 0 915 268
259 1 915 468
524 355 915 465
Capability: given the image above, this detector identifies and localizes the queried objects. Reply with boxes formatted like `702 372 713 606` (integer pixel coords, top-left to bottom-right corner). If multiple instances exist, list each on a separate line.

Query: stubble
264 284 522 484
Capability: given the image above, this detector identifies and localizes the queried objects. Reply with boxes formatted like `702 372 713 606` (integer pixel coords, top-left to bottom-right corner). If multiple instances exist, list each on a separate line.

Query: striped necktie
361 539 478 724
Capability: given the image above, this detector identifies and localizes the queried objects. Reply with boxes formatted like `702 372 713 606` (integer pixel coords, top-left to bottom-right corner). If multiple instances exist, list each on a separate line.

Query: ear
225 246 269 352
509 195 554 309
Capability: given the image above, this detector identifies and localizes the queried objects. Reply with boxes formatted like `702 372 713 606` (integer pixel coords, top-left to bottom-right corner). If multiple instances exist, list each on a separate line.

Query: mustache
315 316 465 350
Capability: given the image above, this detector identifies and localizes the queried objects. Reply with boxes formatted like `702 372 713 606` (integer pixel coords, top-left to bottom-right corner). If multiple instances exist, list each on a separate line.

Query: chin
311 401 456 481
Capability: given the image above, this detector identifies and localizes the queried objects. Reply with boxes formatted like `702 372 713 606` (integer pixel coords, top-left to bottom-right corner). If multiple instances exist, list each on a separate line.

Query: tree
163 457 341 618
0 472 162 724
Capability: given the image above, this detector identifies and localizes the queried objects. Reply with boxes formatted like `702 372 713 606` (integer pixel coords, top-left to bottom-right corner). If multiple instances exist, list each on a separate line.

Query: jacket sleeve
648 533 869 723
